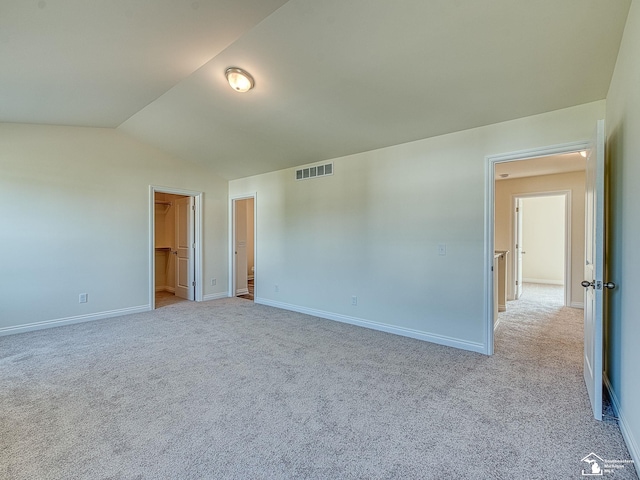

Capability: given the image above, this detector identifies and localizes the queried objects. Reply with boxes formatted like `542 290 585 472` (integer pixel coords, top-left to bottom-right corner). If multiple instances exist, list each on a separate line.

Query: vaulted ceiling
1 1 631 180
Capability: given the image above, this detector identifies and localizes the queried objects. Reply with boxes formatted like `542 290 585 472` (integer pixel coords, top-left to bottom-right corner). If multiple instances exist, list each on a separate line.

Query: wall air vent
295 162 333 181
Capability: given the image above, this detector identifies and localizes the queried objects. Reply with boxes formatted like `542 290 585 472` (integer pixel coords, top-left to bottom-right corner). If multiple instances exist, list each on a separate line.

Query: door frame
510 191 572 307
229 193 257 299
149 185 203 309
484 140 588 355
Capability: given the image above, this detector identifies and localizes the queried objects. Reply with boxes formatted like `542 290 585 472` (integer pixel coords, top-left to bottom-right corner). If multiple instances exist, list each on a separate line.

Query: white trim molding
0 305 150 337
155 286 176 293
256 297 485 354
202 292 230 302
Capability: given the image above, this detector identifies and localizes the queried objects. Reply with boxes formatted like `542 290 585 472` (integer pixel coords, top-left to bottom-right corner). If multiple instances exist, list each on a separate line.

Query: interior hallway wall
521 195 565 285
495 171 585 306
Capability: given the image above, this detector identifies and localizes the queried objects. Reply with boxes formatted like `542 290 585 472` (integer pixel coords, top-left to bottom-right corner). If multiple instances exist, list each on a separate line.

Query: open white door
175 196 195 300
515 198 524 299
582 119 613 421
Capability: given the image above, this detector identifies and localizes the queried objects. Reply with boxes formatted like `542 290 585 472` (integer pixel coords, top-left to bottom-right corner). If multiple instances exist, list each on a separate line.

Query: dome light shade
225 67 254 93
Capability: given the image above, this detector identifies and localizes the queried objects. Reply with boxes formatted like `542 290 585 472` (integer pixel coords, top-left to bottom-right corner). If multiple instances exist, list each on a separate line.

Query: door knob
581 280 616 289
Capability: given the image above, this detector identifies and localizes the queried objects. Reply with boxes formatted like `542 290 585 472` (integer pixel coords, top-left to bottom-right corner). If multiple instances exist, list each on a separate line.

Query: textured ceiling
1 0 631 180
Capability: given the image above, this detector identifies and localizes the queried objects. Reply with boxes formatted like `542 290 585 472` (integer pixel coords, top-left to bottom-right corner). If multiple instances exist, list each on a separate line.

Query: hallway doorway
485 142 588 354
513 193 570 306
231 195 256 302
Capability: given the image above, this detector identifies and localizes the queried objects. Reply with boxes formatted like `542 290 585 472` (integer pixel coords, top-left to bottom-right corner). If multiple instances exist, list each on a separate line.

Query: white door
175 196 194 300
583 119 610 421
515 198 524 299
234 199 248 296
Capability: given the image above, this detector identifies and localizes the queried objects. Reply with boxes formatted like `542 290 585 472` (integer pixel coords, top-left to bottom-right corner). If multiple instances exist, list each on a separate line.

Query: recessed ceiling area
495 152 586 181
1 0 631 180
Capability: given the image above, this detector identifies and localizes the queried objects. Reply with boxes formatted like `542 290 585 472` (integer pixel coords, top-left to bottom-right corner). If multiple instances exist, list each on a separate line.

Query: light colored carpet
1 284 636 479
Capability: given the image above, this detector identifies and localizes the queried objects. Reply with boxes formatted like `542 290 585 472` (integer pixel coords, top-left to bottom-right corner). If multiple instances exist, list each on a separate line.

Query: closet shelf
155 201 172 214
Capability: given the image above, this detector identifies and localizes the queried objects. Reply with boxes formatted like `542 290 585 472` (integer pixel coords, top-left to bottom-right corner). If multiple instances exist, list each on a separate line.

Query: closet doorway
150 186 203 309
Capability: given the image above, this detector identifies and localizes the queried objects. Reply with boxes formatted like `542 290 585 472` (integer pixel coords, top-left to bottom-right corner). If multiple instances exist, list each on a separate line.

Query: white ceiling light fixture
225 67 255 93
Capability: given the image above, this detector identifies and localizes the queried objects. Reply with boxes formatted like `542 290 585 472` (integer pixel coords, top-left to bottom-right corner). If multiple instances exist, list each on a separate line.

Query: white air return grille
295 162 333 181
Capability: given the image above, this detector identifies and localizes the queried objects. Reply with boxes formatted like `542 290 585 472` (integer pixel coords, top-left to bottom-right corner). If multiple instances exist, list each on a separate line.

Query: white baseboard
522 278 564 285
255 297 485 354
604 374 640 478
0 305 151 337
202 292 229 301
155 286 175 293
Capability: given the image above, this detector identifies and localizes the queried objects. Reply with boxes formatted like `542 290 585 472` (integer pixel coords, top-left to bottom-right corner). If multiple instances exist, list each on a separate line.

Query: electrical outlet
351 296 358 306
275 284 279 292
211 278 216 286
438 244 447 256
79 293 88 303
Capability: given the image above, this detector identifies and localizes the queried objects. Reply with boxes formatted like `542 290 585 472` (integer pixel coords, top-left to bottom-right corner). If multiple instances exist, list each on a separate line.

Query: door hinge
192 205 195 211
192 281 195 287
491 266 494 272
192 243 196 249
516 207 519 213
516 280 519 285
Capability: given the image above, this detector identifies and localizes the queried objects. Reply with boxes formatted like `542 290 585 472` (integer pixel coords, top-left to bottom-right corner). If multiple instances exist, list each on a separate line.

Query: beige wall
521 195 566 284
495 171 585 306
